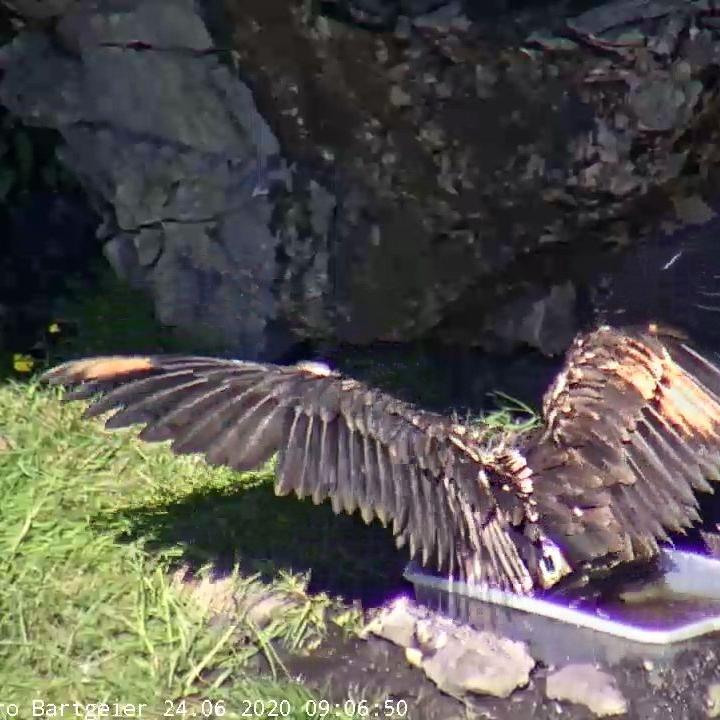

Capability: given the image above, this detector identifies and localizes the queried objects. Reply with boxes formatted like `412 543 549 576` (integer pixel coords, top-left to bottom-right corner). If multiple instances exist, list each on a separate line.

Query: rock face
1 0 284 357
3 0 720 358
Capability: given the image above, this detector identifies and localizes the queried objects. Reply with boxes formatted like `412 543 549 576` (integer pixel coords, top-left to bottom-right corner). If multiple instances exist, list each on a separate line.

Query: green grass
0 380 356 718
0 251 376 714
0 264 538 718
0 264 414 718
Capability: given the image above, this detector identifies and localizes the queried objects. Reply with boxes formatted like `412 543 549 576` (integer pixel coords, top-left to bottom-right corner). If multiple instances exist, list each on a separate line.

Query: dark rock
0 188 99 354
411 1 470 32
0 0 285 358
4 0 720 359
340 0 399 26
628 63 702 132
3 0 81 20
483 281 577 356
566 0 677 37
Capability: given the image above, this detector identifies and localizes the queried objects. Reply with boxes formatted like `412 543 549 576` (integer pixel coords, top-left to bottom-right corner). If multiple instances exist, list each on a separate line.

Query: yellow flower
47 322 62 335
13 353 35 373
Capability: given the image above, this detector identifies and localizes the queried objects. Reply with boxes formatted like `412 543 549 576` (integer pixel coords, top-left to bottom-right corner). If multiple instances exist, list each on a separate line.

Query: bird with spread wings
41 322 720 595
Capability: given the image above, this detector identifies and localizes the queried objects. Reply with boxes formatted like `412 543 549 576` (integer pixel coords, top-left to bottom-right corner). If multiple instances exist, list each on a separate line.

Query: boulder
3 0 720 358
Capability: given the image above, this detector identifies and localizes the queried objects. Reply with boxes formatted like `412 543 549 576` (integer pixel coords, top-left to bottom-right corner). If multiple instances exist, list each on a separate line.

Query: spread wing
525 323 720 571
41 355 537 592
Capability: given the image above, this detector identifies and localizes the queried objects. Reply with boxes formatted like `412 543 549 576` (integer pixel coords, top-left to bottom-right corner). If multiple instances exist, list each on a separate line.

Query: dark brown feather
42 354 539 592
41 322 720 595
526 324 720 572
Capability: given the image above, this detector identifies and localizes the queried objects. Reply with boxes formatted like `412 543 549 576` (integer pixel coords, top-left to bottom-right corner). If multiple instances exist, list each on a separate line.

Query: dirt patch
282 624 720 719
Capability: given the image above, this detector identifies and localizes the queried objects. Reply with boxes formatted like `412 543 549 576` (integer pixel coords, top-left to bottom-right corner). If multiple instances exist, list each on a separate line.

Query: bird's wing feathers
41 355 534 592
526 324 720 568
43 322 720 594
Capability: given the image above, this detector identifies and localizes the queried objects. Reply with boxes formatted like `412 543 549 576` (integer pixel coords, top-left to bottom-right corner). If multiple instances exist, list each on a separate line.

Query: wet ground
228 498 720 718
281 620 720 719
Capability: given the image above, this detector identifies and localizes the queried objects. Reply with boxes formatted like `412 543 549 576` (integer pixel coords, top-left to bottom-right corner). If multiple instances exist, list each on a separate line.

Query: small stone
649 14 685 56
173 568 245 619
525 31 580 52
567 0 673 36
389 85 412 107
435 82 452 99
707 682 720 717
671 60 693 84
412 1 466 32
405 647 423 667
244 593 295 628
415 618 448 651
362 596 417 647
546 664 628 717
474 64 497 99
672 194 717 225
385 63 410 83
422 631 535 698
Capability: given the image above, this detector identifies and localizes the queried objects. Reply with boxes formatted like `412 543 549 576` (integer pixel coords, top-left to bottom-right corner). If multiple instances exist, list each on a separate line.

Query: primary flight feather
41 322 720 595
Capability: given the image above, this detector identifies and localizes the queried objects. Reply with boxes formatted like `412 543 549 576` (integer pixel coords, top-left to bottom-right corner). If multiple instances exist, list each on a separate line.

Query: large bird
41 322 720 595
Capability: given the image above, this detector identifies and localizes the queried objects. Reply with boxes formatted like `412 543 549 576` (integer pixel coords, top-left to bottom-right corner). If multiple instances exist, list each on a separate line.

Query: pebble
707 683 720 718
389 85 412 107
546 663 628 717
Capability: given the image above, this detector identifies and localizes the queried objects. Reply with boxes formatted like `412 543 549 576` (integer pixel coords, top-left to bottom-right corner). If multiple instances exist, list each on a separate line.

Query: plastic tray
404 549 720 665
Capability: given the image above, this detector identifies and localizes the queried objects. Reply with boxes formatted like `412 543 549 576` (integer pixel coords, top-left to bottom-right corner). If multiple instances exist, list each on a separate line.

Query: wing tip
294 360 336 377
40 356 157 386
